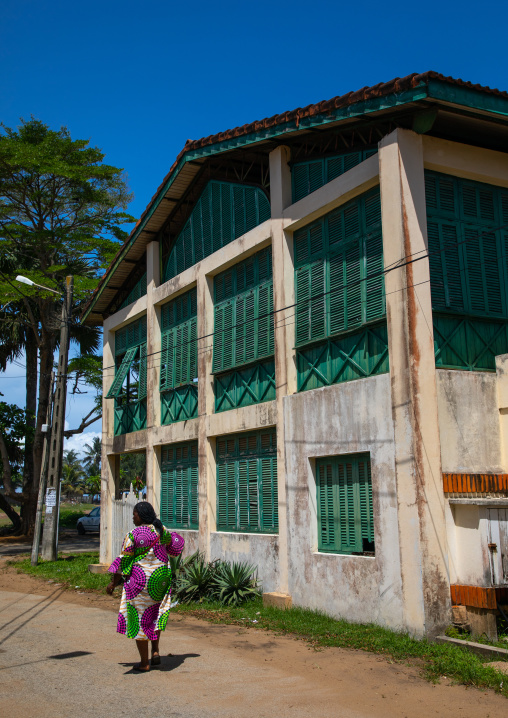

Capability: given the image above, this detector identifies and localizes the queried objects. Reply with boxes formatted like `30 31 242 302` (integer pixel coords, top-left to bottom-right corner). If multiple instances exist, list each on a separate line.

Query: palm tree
61 450 85 501
83 437 101 477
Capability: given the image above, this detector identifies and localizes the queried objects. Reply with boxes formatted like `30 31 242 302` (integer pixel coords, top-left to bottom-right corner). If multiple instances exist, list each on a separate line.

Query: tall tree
0 118 134 534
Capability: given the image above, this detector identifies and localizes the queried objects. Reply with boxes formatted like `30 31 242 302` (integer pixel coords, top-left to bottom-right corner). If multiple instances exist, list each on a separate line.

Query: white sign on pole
46 488 57 514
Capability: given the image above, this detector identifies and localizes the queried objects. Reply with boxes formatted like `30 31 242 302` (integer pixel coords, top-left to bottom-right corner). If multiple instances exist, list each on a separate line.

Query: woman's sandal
133 663 150 672
151 654 161 666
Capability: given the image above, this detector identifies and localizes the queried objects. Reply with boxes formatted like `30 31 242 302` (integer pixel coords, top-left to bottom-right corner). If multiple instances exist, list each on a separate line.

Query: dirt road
0 563 506 718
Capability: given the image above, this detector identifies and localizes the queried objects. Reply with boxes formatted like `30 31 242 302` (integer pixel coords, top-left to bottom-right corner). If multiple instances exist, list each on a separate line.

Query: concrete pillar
269 145 293 595
379 128 450 636
496 353 508 472
197 274 215 559
146 241 161 434
100 453 119 564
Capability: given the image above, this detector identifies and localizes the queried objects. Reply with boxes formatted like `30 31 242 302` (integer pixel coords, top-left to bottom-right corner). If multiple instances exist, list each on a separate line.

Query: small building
83 72 508 638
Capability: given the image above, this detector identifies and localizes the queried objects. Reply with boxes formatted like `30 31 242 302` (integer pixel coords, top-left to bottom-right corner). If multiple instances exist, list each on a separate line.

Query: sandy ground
0 560 506 718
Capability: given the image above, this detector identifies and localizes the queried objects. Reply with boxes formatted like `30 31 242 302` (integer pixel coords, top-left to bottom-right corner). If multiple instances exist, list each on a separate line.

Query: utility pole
31 371 54 566
41 276 73 561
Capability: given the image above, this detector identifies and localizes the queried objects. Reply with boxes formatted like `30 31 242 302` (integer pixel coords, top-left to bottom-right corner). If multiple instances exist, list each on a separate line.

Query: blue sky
1 0 507 452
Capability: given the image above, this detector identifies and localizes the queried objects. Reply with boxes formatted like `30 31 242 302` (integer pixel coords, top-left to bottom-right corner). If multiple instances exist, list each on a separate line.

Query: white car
77 506 101 534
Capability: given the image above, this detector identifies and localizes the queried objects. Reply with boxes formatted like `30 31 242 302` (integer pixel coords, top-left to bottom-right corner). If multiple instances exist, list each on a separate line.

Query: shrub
211 561 261 606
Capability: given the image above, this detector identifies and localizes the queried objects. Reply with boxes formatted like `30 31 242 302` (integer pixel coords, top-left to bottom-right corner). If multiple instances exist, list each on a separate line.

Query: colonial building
83 72 508 638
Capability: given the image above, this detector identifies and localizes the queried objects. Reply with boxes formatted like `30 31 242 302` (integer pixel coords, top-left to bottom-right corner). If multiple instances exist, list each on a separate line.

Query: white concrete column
197 274 215 559
100 324 116 564
496 354 508 472
269 145 293 595
100 453 119 564
380 128 450 637
146 242 161 510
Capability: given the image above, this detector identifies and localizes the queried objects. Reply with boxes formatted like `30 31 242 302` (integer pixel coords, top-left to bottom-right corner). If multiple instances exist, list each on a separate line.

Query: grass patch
8 552 110 592
58 503 97 530
9 553 508 697
445 624 508 651
172 599 508 697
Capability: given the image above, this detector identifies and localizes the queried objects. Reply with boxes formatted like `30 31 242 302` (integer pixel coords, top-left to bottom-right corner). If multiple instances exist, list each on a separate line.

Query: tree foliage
0 117 135 533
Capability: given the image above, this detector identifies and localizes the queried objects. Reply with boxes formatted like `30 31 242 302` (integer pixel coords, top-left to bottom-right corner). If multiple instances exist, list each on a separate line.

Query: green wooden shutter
257 281 274 358
138 343 147 400
261 457 278 531
107 347 138 398
317 454 374 554
214 248 274 372
164 181 271 281
317 462 336 550
295 261 326 344
216 430 277 533
159 330 174 392
160 442 198 529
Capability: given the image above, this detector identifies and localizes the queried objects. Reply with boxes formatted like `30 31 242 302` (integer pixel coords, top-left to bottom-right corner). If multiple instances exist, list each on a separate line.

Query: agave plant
211 561 261 606
176 555 216 603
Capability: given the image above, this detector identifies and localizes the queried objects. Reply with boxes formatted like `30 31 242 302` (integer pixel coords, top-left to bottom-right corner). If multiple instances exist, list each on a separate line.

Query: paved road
0 587 506 718
0 531 99 557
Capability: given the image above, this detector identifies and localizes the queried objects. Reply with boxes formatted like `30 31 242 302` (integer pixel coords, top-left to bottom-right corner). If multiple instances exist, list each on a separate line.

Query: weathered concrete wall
177 529 200 558
209 532 280 593
283 374 404 629
436 370 503 474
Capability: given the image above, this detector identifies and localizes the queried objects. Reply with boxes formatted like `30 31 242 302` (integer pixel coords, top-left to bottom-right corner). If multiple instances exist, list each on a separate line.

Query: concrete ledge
436 635 508 659
88 564 110 574
263 592 292 609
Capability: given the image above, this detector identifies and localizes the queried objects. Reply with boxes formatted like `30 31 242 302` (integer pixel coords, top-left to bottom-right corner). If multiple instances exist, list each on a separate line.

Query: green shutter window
216 429 278 533
426 172 508 371
292 148 378 203
164 181 270 282
138 344 147 400
294 187 387 392
213 247 274 375
316 453 374 555
160 288 198 424
107 346 138 398
160 441 198 530
112 316 148 435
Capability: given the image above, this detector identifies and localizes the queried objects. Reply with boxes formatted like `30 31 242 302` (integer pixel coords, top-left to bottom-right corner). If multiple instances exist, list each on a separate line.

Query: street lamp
16 275 61 295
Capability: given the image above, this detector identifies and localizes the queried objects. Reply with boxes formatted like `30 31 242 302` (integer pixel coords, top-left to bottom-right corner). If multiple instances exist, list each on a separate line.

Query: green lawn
8 551 508 698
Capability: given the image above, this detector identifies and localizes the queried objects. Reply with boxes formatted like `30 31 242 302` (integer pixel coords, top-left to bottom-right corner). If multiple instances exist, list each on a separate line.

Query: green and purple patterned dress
108 525 185 641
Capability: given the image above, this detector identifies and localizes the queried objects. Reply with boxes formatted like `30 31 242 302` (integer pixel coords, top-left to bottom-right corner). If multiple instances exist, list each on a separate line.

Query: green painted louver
294 188 385 392
114 399 147 436
426 171 508 371
160 441 198 530
164 181 270 282
216 429 278 533
213 247 274 374
426 171 508 318
292 148 378 203
115 316 147 356
107 347 138 398
111 316 148 433
119 271 147 311
161 385 198 424
215 359 276 413
434 314 508 371
160 290 197 389
297 323 389 392
317 453 374 555
294 188 384 348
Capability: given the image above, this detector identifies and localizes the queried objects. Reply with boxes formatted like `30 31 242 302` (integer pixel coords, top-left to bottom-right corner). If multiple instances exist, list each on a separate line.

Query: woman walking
106 501 185 672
